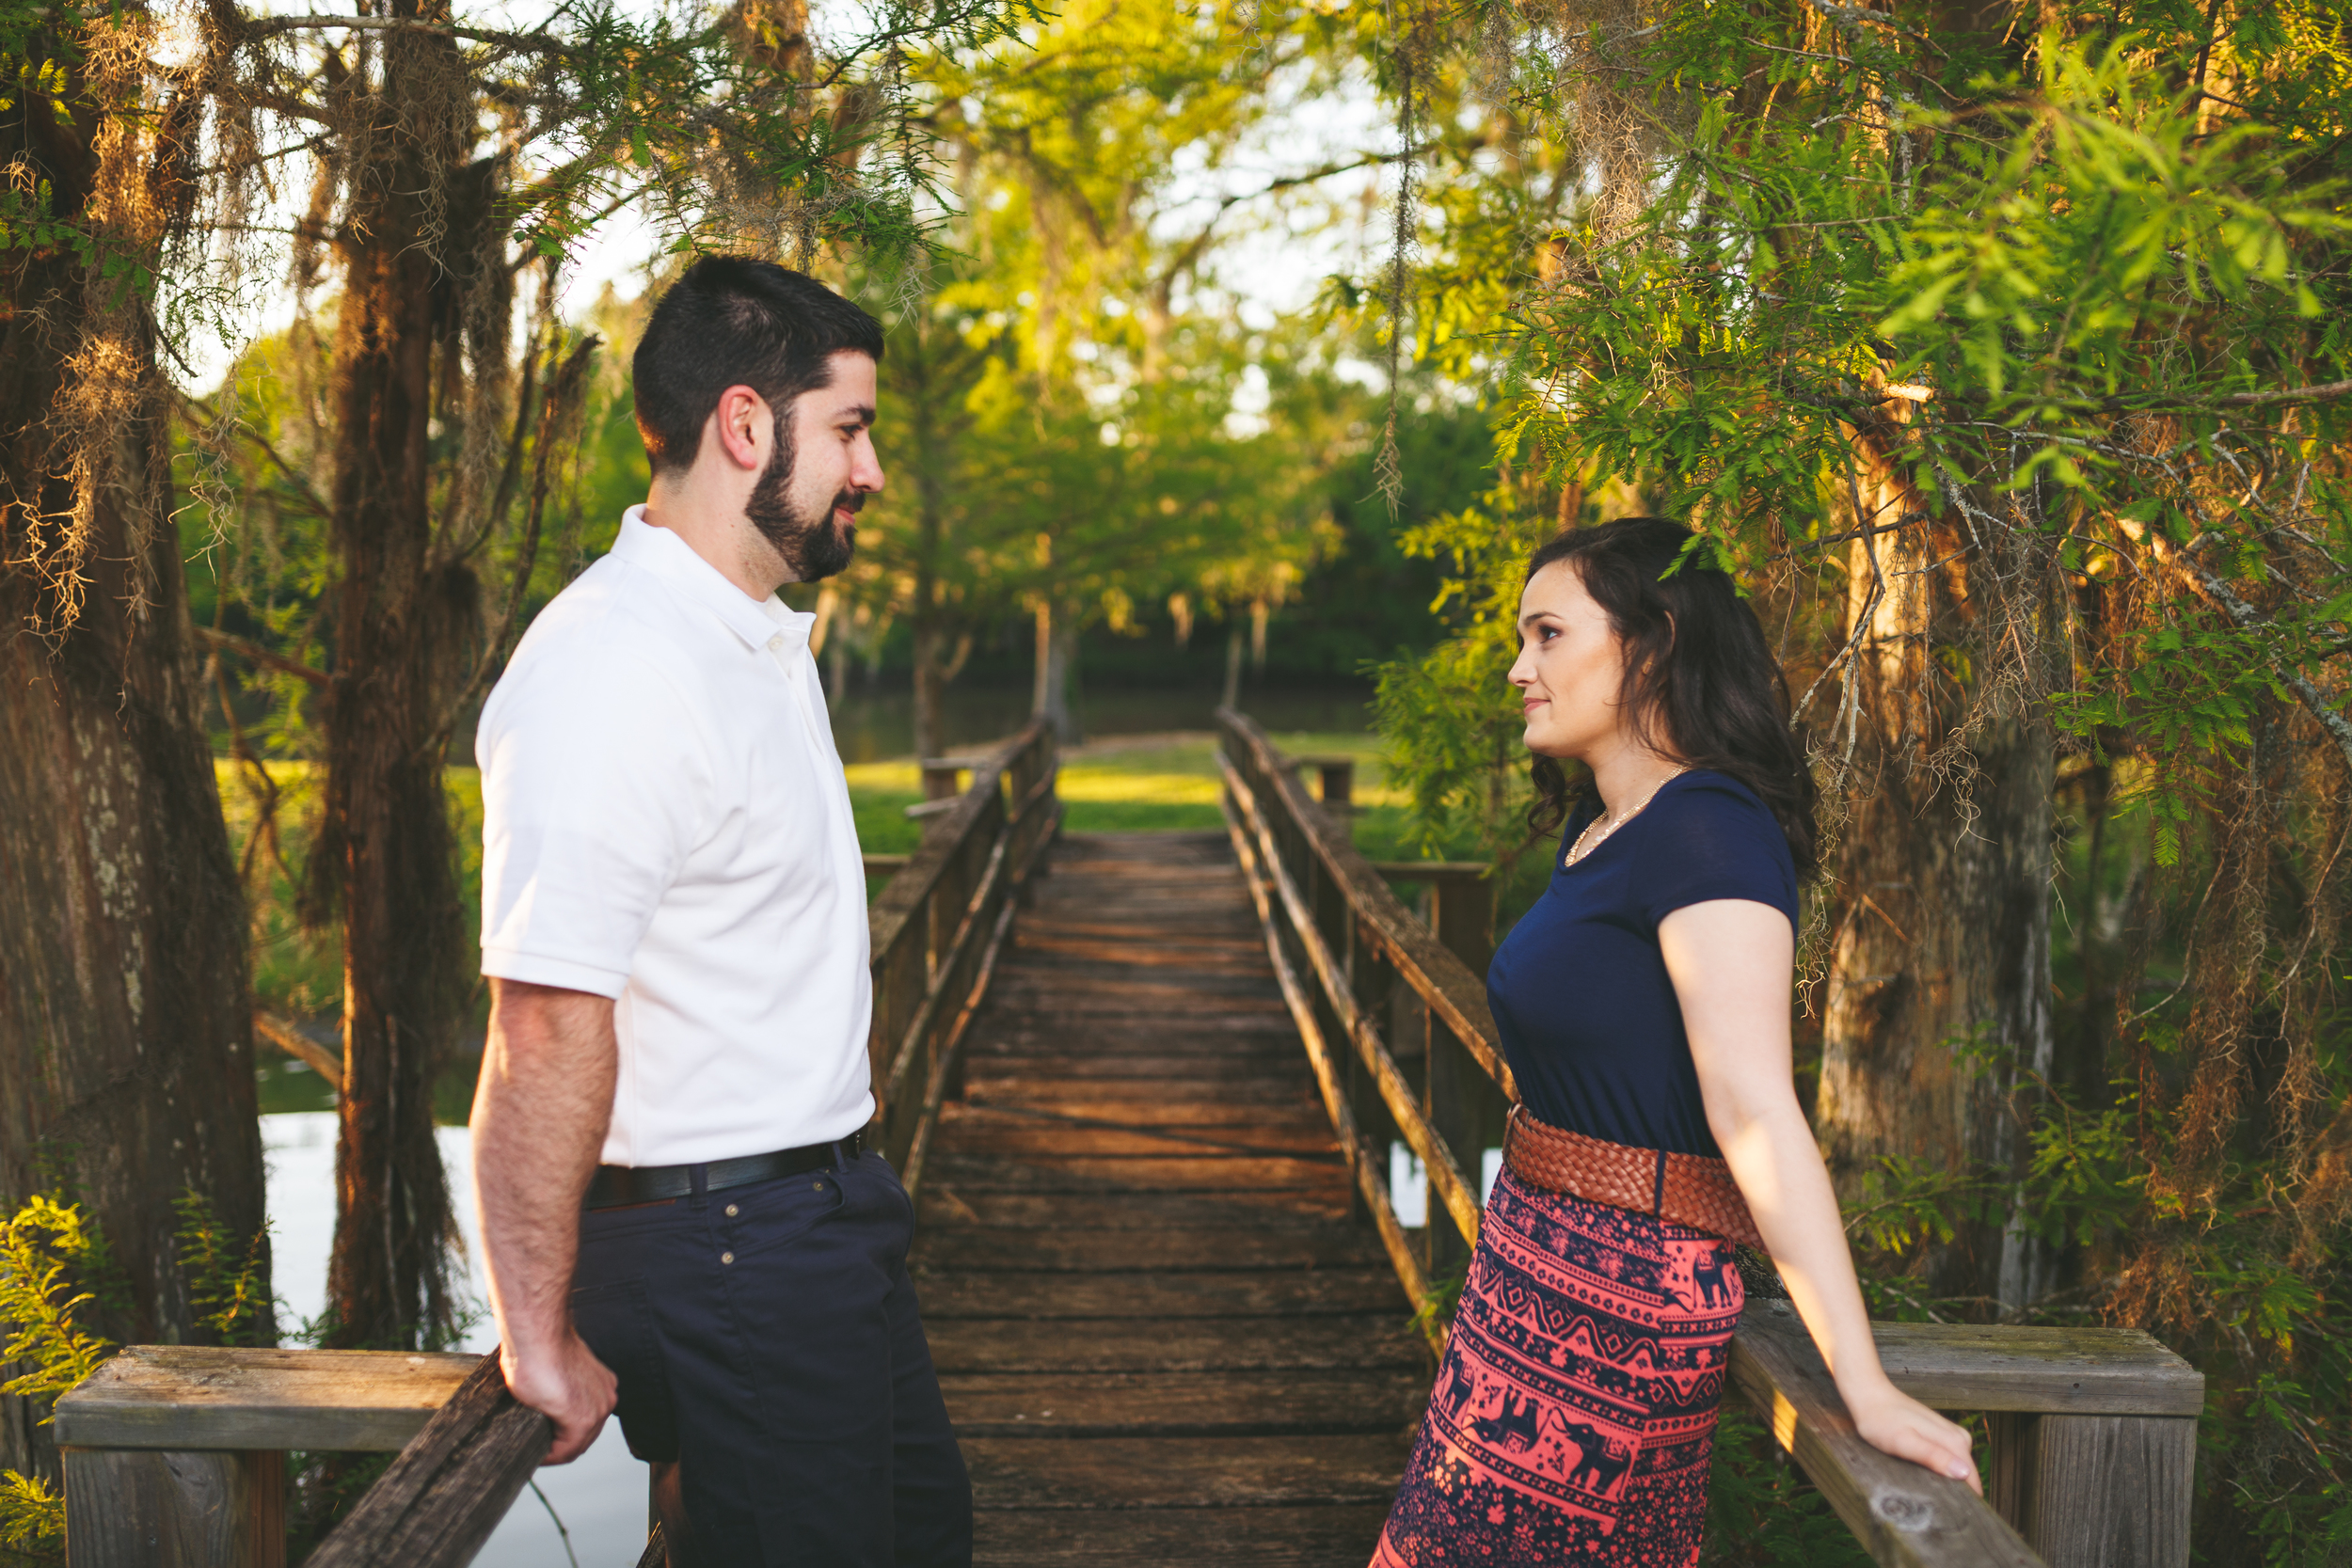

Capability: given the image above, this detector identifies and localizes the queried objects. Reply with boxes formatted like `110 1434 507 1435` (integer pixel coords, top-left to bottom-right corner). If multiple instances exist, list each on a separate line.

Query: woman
1372 518 1978 1567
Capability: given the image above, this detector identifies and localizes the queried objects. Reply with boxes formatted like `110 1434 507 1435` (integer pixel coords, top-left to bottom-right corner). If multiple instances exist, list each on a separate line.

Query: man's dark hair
632 256 884 474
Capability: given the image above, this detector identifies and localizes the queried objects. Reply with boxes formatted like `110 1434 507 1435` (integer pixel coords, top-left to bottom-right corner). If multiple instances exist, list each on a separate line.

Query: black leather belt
583 1128 866 1210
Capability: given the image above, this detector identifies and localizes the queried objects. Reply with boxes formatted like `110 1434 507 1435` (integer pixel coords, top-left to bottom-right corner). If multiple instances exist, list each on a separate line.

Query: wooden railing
865 719 1061 1203
50 726 1060 1567
1215 706 2202 1568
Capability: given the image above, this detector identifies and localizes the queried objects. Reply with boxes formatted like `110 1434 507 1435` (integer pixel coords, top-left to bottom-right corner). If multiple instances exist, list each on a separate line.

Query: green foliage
171 1190 272 1348
0 1196 117 1411
1369 491 1547 859
1700 1408 1873 1568
0 1192 281 1560
0 1471 63 1564
0 1196 115 1565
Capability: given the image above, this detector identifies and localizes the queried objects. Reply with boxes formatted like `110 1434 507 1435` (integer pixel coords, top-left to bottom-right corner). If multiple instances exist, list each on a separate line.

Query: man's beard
745 425 859 582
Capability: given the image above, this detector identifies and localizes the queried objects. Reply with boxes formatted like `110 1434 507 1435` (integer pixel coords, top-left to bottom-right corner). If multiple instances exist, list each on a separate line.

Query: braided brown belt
1502 1103 1765 1251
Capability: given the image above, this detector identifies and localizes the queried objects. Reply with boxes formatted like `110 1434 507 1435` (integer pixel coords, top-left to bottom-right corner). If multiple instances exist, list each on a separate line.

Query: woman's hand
1841 1375 1980 1494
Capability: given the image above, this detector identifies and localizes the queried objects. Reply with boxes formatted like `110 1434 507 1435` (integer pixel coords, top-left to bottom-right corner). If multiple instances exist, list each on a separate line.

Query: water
262 1115 650 1564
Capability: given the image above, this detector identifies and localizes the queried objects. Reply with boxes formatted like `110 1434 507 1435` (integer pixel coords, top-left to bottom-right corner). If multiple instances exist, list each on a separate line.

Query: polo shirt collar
612 507 811 652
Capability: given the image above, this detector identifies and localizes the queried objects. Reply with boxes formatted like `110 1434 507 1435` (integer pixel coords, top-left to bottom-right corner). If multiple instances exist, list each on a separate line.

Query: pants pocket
571 1275 680 1464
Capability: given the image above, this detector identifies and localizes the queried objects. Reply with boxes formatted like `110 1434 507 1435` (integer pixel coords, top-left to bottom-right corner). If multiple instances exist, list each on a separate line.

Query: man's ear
708 386 771 472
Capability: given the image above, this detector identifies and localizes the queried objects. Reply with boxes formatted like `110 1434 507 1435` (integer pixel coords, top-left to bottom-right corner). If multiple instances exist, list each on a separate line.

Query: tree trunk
1815 448 2060 1314
0 23 270 1483
1032 601 1080 743
909 338 949 764
1222 622 1244 710
913 605 946 763
314 17 472 1351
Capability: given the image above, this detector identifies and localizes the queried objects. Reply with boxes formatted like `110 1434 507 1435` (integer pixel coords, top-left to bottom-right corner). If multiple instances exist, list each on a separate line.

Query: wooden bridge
50 715 2202 1568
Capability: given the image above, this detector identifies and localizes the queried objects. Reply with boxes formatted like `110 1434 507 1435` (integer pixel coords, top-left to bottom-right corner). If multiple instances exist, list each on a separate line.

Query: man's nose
851 434 884 494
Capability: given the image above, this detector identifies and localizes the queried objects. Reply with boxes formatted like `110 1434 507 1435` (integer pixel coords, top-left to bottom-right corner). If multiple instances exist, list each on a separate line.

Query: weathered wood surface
1732 1301 2046 1568
955 1506 1394 1564
914 832 1419 1567
53 1346 479 1451
928 1314 1422 1372
304 1353 549 1568
1986 1411 2196 1568
60 1448 284 1568
1873 1322 2202 1418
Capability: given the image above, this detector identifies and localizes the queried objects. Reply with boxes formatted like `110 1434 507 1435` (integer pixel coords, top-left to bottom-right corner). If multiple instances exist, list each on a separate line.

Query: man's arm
472 976 621 1464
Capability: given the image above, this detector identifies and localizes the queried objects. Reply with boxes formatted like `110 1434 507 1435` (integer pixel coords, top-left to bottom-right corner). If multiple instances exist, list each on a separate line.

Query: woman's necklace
1563 764 1692 867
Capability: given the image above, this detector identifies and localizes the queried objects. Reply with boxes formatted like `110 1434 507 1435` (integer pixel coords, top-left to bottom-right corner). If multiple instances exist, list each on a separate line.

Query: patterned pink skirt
1372 1166 1745 1566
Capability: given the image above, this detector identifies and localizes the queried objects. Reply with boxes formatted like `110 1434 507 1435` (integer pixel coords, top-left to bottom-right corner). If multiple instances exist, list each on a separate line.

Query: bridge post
60 1448 284 1568
919 760 967 800
1986 1412 2195 1568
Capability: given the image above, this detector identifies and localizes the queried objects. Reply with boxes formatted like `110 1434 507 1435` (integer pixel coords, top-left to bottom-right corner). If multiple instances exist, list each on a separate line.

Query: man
470 257 972 1566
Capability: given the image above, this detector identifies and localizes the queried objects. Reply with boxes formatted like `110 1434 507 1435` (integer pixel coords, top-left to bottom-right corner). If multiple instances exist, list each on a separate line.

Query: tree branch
194 626 331 689
2212 377 2352 409
177 391 333 518
230 14 572 57
416 337 600 764
2176 549 2352 778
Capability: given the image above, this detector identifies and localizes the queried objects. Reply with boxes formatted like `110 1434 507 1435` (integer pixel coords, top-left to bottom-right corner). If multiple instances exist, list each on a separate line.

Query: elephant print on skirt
1372 1168 1745 1568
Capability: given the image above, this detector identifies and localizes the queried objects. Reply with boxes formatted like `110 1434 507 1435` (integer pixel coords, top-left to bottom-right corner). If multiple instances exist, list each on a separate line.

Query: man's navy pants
569 1146 973 1566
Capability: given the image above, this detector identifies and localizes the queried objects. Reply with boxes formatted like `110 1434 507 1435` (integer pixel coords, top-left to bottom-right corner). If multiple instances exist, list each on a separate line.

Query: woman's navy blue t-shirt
1486 770 1797 1159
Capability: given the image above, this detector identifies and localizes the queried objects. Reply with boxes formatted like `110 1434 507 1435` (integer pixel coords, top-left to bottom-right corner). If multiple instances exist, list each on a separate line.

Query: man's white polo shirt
476 508 872 1166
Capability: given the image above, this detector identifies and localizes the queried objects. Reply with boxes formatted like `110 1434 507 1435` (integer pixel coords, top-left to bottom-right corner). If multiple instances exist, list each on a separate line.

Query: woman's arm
1658 898 1980 1491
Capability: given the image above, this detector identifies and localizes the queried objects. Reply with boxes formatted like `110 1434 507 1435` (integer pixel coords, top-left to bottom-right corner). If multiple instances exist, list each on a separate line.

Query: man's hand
501 1331 619 1465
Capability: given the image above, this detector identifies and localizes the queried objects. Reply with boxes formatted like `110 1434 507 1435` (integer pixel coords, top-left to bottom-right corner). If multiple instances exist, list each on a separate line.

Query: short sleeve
1635 779 1798 932
476 642 716 997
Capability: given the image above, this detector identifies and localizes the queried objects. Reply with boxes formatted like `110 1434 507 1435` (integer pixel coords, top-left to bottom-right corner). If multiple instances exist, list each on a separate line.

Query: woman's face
1510 561 1633 761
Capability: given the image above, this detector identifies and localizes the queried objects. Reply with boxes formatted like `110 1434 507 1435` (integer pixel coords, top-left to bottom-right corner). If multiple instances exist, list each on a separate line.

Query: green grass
849 729 1453 858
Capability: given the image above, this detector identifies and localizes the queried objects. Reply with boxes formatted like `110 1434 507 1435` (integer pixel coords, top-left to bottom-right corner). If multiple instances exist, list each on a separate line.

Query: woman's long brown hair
1523 517 1820 879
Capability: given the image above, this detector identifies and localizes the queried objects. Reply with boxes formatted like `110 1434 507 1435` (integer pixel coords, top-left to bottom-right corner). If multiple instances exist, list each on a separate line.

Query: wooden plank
968 1031 1299 1058
962 1055 1308 1083
1011 938 1270 969
914 1269 1408 1321
961 1433 1409 1510
974 1505 1390 1567
52 1346 479 1452
919 1188 1352 1228
917 1153 1349 1192
62 1448 283 1568
305 1354 550 1568
913 1226 1386 1272
939 1369 1427 1435
960 1082 1320 1113
1729 1302 2047 1568
925 1315 1423 1373
932 1121 1341 1159
1872 1323 2203 1418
